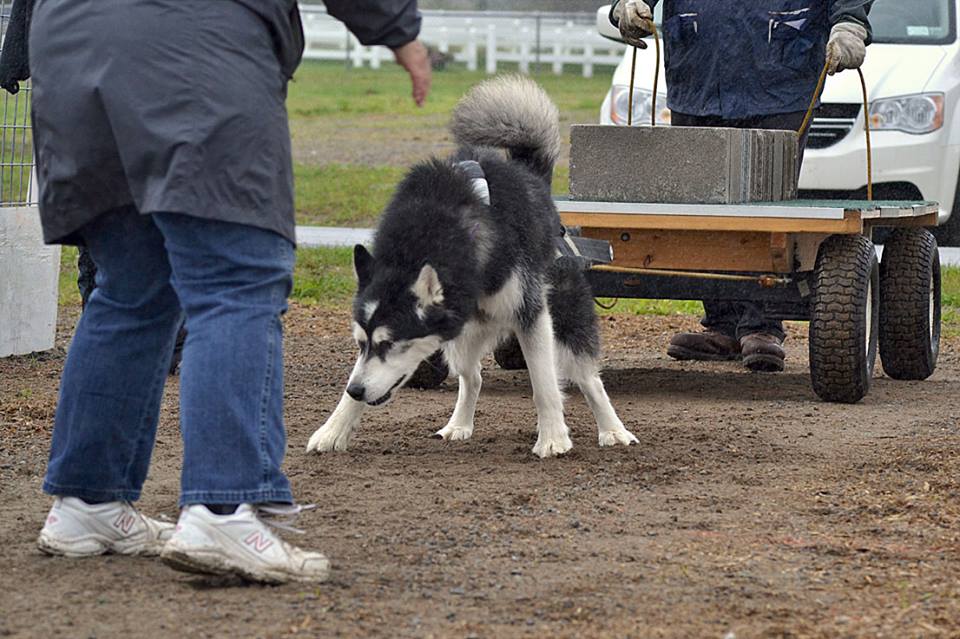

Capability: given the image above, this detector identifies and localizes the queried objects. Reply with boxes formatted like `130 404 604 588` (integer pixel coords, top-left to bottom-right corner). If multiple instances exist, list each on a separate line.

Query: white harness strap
455 160 490 205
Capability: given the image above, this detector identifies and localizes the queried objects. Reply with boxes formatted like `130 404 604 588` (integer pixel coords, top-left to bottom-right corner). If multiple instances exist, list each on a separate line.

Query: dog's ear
353 244 374 290
412 264 444 308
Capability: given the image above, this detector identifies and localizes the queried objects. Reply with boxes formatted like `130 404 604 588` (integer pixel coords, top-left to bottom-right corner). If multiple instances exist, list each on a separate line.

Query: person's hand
392 39 432 106
614 0 654 49
826 22 868 75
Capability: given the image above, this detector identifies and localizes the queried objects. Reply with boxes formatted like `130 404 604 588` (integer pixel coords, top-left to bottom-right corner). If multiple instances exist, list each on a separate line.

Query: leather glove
826 22 868 75
613 0 654 49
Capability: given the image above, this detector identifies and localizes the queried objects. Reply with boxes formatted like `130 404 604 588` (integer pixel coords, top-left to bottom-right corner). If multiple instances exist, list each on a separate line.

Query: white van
596 1 960 244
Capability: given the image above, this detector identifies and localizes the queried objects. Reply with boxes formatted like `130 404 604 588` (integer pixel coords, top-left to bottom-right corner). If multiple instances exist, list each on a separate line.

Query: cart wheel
406 350 449 390
879 228 941 380
809 234 879 403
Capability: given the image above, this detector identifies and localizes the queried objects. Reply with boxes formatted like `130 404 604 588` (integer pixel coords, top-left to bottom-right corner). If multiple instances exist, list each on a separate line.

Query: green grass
288 61 602 225
291 246 357 306
59 247 82 308
295 162 572 226
287 60 611 121
295 164 405 227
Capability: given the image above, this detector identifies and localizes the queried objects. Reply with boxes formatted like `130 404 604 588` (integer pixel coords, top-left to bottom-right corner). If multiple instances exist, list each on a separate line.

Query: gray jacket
0 0 423 91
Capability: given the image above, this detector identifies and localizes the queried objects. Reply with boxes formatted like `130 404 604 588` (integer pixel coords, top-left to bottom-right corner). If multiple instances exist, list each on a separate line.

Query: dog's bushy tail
450 75 560 184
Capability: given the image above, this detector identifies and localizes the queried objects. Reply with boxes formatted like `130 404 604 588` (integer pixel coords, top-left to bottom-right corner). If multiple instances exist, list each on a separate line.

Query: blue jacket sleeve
830 0 874 42
324 0 422 48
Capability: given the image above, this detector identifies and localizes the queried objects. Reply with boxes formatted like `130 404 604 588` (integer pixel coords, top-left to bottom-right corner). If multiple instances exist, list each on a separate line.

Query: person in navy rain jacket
611 0 872 372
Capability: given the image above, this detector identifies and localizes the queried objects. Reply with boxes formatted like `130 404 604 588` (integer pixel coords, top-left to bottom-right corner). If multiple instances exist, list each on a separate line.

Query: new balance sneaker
37 497 175 557
160 504 330 584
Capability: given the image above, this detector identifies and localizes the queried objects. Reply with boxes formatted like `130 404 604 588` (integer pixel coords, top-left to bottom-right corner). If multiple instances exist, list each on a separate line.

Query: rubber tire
405 350 449 390
809 234 879 404
879 228 941 380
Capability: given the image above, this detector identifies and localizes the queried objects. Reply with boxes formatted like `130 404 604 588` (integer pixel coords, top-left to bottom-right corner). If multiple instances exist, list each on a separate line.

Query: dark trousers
671 111 811 341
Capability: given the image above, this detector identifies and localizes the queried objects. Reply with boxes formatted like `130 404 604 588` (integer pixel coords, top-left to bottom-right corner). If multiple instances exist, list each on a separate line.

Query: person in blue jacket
611 0 872 372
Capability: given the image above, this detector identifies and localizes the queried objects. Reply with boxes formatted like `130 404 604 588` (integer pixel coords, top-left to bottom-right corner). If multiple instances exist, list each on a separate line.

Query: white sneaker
37 497 175 557
160 504 330 584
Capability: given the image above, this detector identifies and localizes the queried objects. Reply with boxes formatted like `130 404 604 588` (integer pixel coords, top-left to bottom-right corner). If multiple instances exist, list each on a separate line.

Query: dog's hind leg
548 259 636 448
518 309 573 458
306 391 366 453
560 352 638 448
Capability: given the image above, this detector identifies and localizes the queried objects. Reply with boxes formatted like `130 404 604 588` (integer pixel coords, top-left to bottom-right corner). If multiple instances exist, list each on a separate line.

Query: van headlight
869 93 944 135
611 85 670 126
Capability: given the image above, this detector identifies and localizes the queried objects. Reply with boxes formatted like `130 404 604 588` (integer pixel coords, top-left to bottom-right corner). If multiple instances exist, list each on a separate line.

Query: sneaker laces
255 503 316 535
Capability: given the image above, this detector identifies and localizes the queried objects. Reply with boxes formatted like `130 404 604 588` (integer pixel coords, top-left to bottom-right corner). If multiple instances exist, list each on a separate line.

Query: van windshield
871 0 956 44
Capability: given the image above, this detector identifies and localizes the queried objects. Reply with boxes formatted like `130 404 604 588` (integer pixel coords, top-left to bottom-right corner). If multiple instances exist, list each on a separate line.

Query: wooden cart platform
556 198 942 404
558 199 938 273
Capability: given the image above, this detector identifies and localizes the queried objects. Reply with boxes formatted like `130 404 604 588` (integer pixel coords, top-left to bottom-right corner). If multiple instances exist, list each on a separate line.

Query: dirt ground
289 112 577 168
2 305 960 638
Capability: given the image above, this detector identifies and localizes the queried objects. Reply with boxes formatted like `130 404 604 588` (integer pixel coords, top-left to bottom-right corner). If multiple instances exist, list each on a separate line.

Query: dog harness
455 159 611 266
456 160 490 205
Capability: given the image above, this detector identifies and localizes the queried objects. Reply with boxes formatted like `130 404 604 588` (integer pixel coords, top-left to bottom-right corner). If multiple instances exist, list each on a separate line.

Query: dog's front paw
598 426 639 448
434 420 475 442
306 421 353 453
532 430 573 458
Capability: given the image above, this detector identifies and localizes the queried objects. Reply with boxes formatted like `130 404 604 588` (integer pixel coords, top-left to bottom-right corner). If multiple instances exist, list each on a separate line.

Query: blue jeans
43 206 296 507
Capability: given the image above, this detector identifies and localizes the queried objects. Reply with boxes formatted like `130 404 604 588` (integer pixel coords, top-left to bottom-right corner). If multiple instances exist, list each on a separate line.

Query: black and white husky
306 75 636 458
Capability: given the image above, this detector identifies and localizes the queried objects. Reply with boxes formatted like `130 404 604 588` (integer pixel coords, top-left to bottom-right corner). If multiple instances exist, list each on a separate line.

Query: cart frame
557 198 942 403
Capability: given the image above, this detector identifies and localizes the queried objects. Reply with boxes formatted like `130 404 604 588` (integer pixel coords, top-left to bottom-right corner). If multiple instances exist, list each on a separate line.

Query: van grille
806 103 861 150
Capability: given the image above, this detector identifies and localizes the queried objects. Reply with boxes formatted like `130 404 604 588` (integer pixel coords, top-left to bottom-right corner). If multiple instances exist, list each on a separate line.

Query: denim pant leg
44 206 183 502
152 213 295 507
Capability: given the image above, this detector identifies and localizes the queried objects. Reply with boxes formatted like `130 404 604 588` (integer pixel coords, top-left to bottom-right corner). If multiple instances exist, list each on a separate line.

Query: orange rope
798 61 873 201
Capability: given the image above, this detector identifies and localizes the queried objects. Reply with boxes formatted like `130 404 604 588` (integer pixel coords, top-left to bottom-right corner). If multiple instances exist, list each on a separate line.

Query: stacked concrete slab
569 125 799 204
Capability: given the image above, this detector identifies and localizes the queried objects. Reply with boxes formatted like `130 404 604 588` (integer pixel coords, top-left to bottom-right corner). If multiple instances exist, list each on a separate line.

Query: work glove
826 22 868 75
613 0 654 49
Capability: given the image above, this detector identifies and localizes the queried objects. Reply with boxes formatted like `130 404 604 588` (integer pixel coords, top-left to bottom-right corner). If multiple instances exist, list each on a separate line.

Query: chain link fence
0 0 34 207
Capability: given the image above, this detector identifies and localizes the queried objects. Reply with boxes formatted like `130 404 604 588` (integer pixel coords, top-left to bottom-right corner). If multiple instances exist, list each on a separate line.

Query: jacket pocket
662 12 700 75
764 3 821 73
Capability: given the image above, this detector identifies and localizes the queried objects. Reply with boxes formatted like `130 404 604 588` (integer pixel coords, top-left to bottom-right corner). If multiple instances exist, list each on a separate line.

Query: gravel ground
2 305 960 638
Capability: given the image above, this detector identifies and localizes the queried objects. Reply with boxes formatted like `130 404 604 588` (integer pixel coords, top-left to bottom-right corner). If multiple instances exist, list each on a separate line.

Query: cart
557 198 942 403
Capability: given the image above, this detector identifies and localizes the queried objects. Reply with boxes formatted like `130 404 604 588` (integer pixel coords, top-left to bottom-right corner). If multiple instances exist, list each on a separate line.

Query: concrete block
569 125 799 204
1 207 60 357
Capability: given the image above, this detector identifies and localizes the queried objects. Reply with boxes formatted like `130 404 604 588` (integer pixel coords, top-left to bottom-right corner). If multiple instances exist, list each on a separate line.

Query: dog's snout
346 384 365 402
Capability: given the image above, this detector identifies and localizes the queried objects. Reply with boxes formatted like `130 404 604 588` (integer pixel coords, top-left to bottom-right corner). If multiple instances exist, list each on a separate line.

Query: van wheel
879 228 940 380
809 234 879 403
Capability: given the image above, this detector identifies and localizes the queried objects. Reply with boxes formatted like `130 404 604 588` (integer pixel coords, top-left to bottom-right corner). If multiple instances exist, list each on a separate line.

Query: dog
306 75 637 458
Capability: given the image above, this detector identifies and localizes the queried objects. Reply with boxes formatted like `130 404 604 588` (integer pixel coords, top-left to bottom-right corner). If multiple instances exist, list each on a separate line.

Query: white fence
0 0 58 358
301 8 627 78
